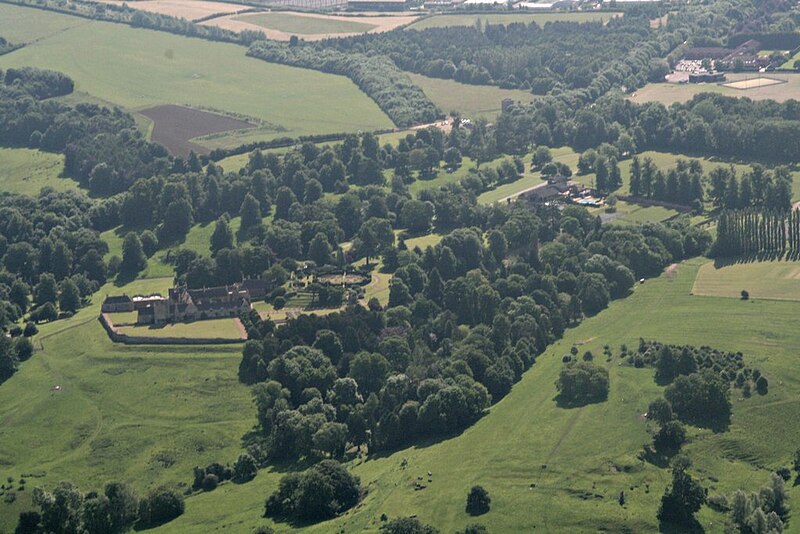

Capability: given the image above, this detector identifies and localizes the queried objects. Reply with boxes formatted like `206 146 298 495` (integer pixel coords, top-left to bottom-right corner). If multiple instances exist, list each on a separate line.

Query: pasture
630 72 800 105
151 258 800 533
692 259 800 301
0 276 253 533
0 4 394 149
0 147 74 196
406 72 538 120
407 11 620 30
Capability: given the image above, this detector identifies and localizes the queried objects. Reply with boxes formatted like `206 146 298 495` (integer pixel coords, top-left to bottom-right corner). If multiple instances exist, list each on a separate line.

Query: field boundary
99 314 246 345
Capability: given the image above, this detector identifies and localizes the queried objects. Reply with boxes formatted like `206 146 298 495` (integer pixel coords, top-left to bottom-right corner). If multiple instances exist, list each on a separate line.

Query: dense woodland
3 0 800 529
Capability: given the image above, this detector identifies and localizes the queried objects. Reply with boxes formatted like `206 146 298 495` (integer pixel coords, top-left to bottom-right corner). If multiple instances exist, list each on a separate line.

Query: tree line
712 209 800 258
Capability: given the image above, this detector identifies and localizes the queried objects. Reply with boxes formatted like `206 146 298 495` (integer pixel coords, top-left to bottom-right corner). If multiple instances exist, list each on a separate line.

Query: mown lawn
406 72 537 120
407 11 620 30
0 4 393 150
692 258 800 301
233 12 377 34
151 258 800 533
0 147 74 196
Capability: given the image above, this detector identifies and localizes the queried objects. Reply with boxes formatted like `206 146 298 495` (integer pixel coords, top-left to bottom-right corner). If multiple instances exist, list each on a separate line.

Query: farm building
136 286 251 325
101 295 134 313
347 0 412 10
688 71 725 83
515 2 556 9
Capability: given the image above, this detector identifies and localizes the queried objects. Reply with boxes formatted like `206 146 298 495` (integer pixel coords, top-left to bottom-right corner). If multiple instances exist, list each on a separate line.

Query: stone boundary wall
99 314 245 345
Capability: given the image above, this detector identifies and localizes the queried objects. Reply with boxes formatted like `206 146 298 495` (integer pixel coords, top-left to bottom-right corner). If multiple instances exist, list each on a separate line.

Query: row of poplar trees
712 209 800 257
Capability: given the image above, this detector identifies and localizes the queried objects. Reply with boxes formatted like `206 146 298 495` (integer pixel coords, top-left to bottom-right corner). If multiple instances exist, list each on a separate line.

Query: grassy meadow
141 257 800 533
406 73 538 120
0 4 393 150
693 259 800 301
408 11 620 30
0 147 73 196
233 12 377 34
0 276 253 533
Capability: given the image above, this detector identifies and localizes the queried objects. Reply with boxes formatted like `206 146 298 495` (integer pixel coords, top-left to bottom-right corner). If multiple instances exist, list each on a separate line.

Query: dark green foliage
466 485 491 516
264 460 360 523
653 420 686 454
657 463 706 527
380 517 440 534
665 371 731 431
555 361 609 406
137 487 184 528
120 233 147 277
233 453 258 483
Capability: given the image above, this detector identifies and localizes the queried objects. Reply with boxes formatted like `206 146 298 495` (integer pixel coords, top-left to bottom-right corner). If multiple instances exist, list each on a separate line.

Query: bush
555 361 609 406
23 322 38 337
741 290 749 300
138 487 185 528
201 474 219 492
653 420 686 453
272 296 286 310
264 460 360 523
233 453 258 483
465 485 491 516
380 517 439 534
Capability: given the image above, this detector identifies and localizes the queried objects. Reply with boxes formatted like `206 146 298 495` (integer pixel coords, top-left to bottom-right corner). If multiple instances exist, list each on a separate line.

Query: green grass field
692 259 800 301
406 73 537 120
0 147 74 196
0 276 253 533
0 4 393 150
0 2 87 42
142 257 800 533
116 318 244 340
233 12 377 34
630 72 800 106
407 11 620 30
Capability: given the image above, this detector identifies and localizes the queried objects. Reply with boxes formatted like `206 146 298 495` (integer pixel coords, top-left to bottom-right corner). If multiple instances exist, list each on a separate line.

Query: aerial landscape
1 0 800 532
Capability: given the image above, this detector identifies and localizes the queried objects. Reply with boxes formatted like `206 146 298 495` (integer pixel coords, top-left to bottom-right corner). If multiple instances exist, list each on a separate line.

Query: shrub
23 322 38 337
264 460 360 523
201 474 219 492
555 361 609 406
465 485 491 516
741 290 749 300
233 453 258 483
138 487 185 528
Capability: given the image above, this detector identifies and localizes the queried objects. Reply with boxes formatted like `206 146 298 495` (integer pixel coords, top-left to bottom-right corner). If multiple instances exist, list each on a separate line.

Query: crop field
232 12 377 34
692 259 800 301
139 105 255 157
406 72 538 120
0 147 74 196
407 11 620 31
0 276 253 533
0 4 394 150
116 317 245 340
205 11 419 41
144 258 800 533
93 0 243 21
630 72 800 105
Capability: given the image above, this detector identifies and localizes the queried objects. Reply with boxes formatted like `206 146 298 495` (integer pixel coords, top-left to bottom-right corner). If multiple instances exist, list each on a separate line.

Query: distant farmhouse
102 280 269 325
